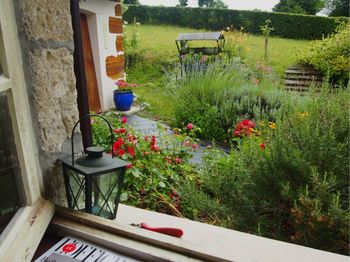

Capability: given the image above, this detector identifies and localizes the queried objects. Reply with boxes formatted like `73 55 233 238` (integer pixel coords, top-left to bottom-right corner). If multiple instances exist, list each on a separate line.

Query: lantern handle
71 114 114 166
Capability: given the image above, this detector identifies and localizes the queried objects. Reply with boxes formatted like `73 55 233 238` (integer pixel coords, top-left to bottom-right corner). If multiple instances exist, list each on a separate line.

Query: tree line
122 0 349 17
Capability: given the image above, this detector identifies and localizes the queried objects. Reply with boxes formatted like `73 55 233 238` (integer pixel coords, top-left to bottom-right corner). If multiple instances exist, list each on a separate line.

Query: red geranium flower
117 149 125 156
150 144 160 152
186 123 194 130
113 138 124 151
121 116 127 123
151 136 156 145
113 128 126 134
233 119 256 137
175 157 182 164
260 143 266 150
127 146 135 157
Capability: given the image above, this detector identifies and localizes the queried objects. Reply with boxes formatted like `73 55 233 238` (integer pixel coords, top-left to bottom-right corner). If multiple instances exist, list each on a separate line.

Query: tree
198 0 228 8
123 0 140 4
324 0 349 16
273 0 324 15
179 0 188 7
213 0 228 9
272 0 305 14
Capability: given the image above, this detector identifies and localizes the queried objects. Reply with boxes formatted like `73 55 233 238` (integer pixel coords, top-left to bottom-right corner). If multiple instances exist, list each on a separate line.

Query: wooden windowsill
53 205 348 262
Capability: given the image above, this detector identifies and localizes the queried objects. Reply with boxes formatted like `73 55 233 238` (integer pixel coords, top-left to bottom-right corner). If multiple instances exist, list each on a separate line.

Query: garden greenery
97 12 349 255
170 59 288 142
91 84 349 254
196 87 349 254
298 22 350 86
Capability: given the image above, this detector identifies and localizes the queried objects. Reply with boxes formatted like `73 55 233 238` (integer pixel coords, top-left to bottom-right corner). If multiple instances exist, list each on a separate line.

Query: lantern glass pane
66 169 86 211
64 168 123 219
91 171 120 219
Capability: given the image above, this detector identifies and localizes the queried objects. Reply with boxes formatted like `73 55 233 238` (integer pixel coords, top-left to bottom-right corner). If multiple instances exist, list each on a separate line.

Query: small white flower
136 22 141 26
124 21 128 25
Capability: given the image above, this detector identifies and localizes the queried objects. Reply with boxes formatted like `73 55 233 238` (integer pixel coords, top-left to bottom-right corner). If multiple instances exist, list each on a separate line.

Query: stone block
106 55 124 79
21 0 73 42
109 17 123 34
116 35 123 52
115 3 122 17
30 48 79 152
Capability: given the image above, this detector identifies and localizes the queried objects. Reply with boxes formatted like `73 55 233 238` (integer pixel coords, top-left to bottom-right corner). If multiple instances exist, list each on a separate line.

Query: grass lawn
243 35 309 75
124 24 309 121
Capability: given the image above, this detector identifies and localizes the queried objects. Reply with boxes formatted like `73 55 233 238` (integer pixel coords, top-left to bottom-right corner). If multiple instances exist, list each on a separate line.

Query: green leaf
132 169 142 178
120 192 128 202
158 181 166 188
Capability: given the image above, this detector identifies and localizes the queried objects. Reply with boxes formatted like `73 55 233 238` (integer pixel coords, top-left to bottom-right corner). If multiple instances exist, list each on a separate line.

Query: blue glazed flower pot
113 90 133 111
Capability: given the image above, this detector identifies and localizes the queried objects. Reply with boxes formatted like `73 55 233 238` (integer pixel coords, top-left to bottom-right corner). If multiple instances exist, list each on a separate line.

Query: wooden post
264 38 268 61
70 0 92 151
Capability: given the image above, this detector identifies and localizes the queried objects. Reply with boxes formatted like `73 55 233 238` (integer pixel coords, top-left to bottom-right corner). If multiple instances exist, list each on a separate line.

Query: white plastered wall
80 0 125 111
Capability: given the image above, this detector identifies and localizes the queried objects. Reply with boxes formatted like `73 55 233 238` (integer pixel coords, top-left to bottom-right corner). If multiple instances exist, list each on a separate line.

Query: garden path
125 114 206 165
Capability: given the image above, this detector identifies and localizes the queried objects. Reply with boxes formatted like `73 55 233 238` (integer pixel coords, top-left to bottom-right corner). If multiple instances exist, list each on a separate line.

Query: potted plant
113 80 137 111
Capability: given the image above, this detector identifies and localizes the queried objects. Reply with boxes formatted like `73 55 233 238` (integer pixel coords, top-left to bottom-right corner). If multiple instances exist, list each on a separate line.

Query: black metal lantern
59 114 129 219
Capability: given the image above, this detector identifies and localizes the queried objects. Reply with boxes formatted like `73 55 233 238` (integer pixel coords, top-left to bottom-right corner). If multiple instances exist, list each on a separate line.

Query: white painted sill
53 204 348 262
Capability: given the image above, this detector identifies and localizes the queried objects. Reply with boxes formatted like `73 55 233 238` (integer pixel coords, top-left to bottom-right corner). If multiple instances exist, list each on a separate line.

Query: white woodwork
0 0 51 261
0 76 11 93
0 198 55 261
0 0 43 206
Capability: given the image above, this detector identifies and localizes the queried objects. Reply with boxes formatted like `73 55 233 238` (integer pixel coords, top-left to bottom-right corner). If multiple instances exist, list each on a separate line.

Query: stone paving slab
113 104 143 116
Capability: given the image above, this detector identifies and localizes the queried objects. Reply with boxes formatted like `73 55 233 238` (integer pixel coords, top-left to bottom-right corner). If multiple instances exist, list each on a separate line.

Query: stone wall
14 0 78 205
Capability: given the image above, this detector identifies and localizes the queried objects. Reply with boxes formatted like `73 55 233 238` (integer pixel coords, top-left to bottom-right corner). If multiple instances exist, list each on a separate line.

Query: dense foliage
198 0 228 9
170 59 288 142
196 88 349 254
324 0 349 16
273 0 324 15
178 0 188 7
124 5 347 40
297 22 350 85
122 0 139 4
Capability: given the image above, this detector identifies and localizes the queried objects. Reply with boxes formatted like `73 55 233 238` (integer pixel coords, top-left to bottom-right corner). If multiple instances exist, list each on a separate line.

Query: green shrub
124 5 347 40
170 59 287 142
200 87 350 254
179 180 230 226
298 22 350 85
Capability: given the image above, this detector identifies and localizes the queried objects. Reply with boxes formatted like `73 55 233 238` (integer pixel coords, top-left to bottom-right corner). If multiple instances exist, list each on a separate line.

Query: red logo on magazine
62 243 76 253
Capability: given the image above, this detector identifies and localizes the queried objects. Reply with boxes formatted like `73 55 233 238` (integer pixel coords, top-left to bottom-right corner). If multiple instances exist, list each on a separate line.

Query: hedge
123 5 348 40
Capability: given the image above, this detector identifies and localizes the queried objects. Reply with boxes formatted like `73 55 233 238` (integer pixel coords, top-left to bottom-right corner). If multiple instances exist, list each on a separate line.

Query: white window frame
0 0 54 260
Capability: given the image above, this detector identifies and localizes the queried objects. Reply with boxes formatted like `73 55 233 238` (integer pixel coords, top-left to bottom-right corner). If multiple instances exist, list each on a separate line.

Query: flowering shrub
91 112 199 216
233 119 257 137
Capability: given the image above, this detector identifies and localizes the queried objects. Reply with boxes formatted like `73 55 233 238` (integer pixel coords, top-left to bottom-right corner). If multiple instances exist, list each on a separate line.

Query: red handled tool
131 222 184 238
